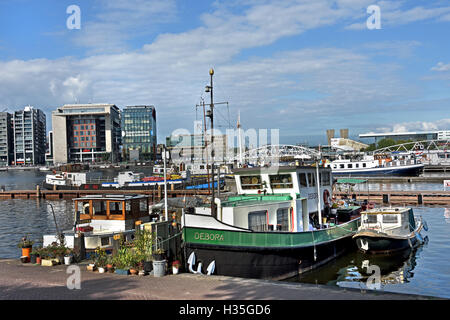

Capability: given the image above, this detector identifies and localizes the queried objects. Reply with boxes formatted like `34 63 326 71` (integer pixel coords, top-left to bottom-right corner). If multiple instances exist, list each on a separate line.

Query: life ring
323 189 331 206
83 203 95 215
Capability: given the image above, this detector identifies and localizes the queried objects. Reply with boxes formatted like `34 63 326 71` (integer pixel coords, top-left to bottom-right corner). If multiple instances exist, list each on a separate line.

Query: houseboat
43 194 153 251
326 155 424 176
353 207 427 254
182 165 362 280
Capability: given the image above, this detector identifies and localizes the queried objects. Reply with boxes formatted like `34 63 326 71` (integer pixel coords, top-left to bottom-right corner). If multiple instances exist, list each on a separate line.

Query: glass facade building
122 106 157 161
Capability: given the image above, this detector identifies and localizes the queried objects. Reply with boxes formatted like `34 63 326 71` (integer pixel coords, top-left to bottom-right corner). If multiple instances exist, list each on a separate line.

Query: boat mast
237 110 243 167
316 160 322 229
206 68 216 218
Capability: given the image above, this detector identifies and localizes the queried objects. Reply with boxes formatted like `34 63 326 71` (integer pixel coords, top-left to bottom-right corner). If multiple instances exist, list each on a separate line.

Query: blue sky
0 0 449 146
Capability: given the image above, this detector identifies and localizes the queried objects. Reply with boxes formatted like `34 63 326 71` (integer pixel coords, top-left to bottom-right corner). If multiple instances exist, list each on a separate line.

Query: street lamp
205 68 216 218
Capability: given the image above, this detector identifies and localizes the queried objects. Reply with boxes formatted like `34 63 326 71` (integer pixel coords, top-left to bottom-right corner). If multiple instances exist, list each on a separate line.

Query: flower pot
107 265 115 273
172 266 179 275
21 247 32 258
152 260 166 277
30 254 37 264
129 268 138 275
138 270 146 276
98 267 106 273
115 268 130 275
87 264 96 271
36 256 41 265
41 259 56 267
64 255 72 265
143 261 153 273
20 256 29 263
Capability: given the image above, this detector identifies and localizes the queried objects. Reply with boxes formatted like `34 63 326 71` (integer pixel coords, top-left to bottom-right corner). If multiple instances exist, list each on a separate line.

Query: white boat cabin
45 172 87 186
360 207 416 236
191 166 333 232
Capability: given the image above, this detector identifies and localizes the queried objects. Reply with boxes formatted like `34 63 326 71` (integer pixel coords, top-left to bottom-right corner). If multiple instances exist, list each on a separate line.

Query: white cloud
0 0 449 140
431 62 450 72
374 119 450 133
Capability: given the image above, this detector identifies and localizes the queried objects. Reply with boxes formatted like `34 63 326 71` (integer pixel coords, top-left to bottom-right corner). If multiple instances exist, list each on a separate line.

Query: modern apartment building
13 106 46 165
0 112 14 166
122 105 157 161
52 104 121 164
45 131 54 165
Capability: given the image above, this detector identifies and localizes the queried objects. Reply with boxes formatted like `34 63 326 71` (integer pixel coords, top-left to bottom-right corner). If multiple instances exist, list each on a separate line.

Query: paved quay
0 259 437 300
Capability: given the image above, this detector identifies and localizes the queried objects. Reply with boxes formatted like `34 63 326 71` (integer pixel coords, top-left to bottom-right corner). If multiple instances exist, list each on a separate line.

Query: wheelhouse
360 207 415 236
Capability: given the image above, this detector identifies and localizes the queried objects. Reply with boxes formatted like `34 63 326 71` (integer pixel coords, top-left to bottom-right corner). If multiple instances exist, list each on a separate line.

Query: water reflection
288 244 425 290
445 208 450 223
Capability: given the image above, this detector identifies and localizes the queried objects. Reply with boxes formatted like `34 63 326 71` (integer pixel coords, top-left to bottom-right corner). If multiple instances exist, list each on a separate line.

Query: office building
13 106 46 165
0 112 14 166
52 104 121 164
45 131 54 165
122 105 157 161
166 133 228 164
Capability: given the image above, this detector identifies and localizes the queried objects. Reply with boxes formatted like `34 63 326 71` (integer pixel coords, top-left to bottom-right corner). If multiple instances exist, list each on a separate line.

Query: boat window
364 214 378 224
348 164 353 169
139 198 147 213
382 214 399 224
298 173 308 187
93 201 107 216
321 172 330 185
276 208 290 231
355 163 359 168
76 201 91 217
307 173 316 187
240 175 262 190
269 174 293 189
363 163 367 168
108 201 123 215
340 164 345 169
248 210 267 231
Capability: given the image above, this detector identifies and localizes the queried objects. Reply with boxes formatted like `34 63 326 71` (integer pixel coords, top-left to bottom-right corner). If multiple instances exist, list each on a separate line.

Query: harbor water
0 170 449 299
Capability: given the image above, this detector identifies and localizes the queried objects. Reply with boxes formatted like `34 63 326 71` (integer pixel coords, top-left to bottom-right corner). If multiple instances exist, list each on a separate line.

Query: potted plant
152 248 166 277
40 247 56 266
133 229 154 274
172 260 181 275
17 236 34 260
35 246 42 265
64 248 73 265
30 247 40 264
106 255 114 273
331 202 339 215
152 248 165 261
112 247 131 275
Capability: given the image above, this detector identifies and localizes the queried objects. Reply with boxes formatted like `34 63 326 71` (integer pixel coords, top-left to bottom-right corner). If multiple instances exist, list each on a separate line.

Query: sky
0 0 449 146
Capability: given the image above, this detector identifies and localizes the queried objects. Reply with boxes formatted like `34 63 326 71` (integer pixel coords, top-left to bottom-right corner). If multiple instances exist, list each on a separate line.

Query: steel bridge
371 139 450 154
234 144 320 164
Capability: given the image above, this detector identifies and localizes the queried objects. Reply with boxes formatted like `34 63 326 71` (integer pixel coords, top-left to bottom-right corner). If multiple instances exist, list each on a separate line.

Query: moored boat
182 165 361 280
43 194 154 252
326 154 424 176
353 207 428 254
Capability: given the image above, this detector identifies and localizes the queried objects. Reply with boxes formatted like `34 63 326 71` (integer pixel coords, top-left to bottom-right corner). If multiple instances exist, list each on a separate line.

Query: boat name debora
194 232 224 241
